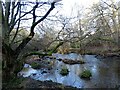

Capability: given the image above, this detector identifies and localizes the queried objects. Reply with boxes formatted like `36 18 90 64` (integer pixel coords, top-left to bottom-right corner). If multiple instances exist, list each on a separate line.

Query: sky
19 0 100 32
18 0 119 32
62 0 99 9
60 0 99 16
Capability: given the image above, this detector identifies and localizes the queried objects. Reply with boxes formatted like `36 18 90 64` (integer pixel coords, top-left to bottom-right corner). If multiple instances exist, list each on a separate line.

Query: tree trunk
2 2 56 82
2 54 24 82
2 43 24 82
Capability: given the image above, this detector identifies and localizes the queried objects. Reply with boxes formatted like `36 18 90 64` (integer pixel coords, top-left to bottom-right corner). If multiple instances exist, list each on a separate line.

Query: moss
80 69 92 79
60 67 69 76
31 62 41 69
22 67 30 72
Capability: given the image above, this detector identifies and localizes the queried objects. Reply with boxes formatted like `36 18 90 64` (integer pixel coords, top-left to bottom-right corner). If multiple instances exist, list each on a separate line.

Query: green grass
80 69 92 79
60 66 69 76
31 62 41 69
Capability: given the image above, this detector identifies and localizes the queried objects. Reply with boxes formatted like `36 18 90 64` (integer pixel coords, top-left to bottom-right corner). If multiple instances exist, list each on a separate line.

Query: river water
19 53 120 88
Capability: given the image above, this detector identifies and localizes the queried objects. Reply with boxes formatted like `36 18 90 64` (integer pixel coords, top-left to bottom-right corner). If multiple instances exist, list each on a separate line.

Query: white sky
19 0 119 31
60 0 99 16
20 0 101 32
62 0 99 9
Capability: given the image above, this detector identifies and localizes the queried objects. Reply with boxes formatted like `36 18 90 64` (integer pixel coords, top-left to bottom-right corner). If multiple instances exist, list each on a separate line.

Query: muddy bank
24 78 79 89
3 78 79 90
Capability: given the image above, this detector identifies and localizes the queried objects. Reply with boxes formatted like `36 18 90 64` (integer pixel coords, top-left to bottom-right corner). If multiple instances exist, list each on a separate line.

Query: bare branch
31 2 55 31
9 2 21 32
10 4 22 45
15 2 56 56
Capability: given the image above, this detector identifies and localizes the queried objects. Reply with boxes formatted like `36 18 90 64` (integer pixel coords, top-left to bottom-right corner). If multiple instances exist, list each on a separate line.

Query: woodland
1 0 120 89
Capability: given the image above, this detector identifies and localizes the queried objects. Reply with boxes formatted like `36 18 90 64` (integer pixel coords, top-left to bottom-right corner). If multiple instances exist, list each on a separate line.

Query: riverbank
3 77 79 90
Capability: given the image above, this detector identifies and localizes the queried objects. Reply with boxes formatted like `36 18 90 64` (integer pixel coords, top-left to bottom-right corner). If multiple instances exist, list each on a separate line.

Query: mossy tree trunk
22 41 64 59
2 43 24 82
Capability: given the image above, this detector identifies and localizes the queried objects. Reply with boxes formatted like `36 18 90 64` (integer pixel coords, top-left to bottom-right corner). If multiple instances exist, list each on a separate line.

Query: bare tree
1 0 61 81
85 1 120 46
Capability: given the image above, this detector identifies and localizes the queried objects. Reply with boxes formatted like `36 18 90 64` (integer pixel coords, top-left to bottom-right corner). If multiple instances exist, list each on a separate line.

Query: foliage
60 66 69 76
31 62 41 69
80 69 92 79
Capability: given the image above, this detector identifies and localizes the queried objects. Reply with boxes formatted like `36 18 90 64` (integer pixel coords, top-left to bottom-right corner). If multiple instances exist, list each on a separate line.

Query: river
19 53 120 88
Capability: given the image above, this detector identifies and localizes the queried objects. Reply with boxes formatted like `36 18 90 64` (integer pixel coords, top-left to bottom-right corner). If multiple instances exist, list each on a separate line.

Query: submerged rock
62 59 85 65
18 66 37 77
41 71 47 74
57 58 62 61
45 56 56 59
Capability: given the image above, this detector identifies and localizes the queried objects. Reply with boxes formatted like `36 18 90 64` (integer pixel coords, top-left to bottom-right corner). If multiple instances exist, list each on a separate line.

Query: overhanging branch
30 2 55 31
15 2 55 56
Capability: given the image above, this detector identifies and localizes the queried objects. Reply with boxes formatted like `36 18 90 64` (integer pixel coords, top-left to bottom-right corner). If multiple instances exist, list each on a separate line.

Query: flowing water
19 53 120 88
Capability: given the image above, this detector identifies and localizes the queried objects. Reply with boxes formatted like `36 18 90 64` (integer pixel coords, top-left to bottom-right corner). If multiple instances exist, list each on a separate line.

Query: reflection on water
19 53 120 88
